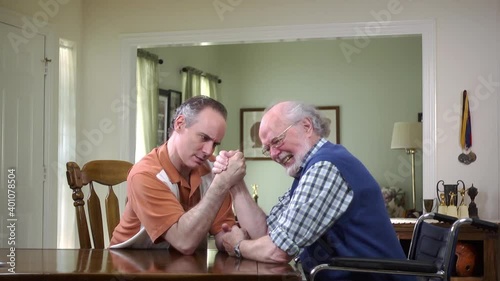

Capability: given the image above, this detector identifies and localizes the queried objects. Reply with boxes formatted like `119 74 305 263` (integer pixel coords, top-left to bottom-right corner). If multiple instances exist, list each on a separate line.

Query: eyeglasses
262 124 294 156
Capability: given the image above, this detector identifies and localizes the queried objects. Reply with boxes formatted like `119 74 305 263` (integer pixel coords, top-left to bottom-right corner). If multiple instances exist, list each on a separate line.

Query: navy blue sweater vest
292 142 414 281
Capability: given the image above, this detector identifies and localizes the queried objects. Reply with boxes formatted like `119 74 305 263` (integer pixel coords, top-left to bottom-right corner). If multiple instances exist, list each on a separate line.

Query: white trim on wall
119 20 437 200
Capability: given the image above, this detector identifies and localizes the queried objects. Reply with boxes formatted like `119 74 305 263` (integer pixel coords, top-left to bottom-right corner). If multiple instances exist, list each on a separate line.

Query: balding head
260 101 331 140
260 101 289 131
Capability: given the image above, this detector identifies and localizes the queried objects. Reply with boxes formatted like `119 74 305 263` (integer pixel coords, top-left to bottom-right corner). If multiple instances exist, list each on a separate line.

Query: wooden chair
66 160 133 249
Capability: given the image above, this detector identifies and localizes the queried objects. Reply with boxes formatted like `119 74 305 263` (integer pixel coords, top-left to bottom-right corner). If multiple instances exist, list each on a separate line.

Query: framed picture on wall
158 89 182 146
240 106 340 160
240 108 267 160
318 106 340 144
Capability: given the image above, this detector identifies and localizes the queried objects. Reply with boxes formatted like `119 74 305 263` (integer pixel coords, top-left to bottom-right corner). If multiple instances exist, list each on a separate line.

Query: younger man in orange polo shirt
111 96 253 254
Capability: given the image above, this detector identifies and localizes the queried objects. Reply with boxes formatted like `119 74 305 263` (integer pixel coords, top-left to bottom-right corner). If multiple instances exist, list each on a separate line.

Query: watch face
234 243 242 258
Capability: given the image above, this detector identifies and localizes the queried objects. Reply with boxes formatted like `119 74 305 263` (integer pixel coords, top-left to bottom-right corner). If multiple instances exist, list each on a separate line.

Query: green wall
149 35 422 214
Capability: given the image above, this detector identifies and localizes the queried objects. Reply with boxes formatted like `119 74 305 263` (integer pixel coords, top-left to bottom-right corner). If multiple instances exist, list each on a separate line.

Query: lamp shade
391 122 422 150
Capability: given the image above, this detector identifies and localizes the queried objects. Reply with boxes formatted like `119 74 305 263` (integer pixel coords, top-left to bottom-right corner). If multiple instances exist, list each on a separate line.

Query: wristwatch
234 240 243 259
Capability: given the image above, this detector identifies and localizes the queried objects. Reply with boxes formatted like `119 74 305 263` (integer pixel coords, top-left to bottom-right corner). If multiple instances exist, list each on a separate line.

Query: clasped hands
212 150 243 174
220 223 249 257
213 150 250 256
212 150 246 189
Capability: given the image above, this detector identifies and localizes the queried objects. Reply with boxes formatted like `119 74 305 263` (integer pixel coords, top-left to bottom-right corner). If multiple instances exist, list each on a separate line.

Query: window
57 39 77 248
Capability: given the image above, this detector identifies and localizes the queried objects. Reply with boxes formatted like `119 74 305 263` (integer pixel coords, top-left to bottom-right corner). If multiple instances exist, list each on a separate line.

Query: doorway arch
119 20 436 200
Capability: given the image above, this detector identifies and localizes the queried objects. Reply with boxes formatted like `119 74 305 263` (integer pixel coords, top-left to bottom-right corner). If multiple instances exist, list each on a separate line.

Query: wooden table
0 248 302 280
392 218 499 281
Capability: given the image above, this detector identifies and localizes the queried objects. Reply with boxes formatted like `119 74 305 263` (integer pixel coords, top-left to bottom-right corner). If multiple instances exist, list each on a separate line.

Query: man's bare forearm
231 181 268 238
164 179 228 254
240 236 292 263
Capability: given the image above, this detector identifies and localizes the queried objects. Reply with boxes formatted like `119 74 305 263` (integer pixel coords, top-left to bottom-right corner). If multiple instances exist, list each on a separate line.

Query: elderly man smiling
214 101 414 281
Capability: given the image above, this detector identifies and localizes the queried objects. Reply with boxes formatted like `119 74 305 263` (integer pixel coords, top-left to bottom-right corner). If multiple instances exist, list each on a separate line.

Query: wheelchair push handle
432 212 498 232
470 218 499 232
432 213 458 224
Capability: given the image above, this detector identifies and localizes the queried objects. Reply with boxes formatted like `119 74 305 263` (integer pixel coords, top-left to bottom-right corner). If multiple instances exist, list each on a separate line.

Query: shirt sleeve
267 189 291 231
268 161 353 256
128 172 185 243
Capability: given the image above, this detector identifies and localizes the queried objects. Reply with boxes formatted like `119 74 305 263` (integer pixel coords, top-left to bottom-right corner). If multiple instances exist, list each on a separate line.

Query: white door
0 21 45 248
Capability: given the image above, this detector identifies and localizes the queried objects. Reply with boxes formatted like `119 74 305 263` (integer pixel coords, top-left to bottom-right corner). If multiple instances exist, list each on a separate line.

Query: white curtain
202 76 219 100
181 69 202 100
135 50 159 162
181 67 219 100
57 39 77 248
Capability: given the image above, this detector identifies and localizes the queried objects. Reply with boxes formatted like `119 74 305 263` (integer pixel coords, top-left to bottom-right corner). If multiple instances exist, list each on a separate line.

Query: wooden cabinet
392 220 499 281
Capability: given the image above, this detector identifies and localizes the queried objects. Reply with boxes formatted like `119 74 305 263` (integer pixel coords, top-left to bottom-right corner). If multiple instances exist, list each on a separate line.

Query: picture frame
318 106 340 145
158 89 182 146
240 108 267 160
240 106 340 160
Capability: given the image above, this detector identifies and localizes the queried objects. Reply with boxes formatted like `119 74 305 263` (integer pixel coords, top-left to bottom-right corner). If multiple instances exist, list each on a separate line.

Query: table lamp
391 122 422 210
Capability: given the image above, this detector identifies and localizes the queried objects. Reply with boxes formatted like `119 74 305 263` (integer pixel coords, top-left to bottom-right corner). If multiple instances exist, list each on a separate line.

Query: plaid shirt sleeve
267 161 353 256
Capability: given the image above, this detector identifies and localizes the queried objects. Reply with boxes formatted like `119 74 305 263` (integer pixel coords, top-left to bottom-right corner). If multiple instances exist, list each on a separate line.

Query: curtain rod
137 49 163 64
181 67 222 84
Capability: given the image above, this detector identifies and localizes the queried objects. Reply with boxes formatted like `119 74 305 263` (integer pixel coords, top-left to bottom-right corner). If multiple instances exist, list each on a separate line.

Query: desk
0 248 302 281
392 219 499 281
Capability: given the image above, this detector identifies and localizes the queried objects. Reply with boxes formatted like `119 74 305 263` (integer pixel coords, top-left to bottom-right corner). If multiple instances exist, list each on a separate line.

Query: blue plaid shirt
267 138 354 256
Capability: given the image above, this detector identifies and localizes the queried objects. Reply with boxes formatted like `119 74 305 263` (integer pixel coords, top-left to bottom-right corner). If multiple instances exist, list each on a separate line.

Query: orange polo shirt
110 143 236 246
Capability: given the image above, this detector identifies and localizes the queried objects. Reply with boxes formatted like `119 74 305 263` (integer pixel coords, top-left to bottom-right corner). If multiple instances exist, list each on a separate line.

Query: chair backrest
310 213 498 281
66 160 133 249
408 213 471 280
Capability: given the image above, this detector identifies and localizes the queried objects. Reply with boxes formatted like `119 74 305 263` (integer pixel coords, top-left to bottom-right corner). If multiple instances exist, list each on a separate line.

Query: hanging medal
458 90 476 164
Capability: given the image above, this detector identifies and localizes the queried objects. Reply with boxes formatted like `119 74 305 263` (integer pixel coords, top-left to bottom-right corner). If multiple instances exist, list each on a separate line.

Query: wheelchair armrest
470 218 499 232
432 213 458 224
330 257 438 273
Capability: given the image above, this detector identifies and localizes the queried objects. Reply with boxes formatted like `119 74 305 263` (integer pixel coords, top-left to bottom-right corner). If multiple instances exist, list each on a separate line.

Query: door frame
119 20 437 201
0 7 58 248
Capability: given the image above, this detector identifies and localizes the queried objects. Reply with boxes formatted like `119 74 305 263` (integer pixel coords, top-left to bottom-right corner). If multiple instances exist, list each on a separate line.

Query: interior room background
0 0 498 249
144 36 423 215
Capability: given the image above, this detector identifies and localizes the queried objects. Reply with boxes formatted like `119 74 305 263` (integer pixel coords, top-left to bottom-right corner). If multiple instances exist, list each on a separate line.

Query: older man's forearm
240 235 293 263
231 181 268 238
